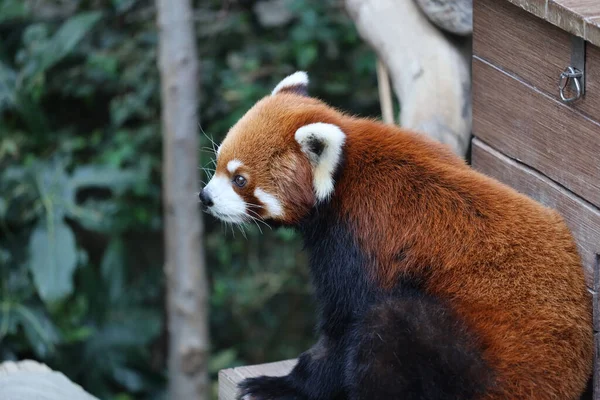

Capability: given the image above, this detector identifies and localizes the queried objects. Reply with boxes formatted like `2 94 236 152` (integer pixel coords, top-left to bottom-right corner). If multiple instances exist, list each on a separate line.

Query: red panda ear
272 71 309 96
295 123 346 201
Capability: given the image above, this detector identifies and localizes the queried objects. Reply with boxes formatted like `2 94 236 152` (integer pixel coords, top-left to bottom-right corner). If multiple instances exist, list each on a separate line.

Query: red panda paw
237 376 305 400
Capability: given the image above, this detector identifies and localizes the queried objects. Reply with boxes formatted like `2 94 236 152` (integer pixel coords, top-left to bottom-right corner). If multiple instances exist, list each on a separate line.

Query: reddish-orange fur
216 92 593 399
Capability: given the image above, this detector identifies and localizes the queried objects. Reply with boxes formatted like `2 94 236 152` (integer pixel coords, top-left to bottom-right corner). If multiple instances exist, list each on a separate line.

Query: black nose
199 189 213 207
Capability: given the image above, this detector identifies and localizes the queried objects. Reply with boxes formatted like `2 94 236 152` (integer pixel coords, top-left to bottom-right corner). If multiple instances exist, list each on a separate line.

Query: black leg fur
238 335 347 400
238 375 303 400
239 289 492 400
345 294 493 400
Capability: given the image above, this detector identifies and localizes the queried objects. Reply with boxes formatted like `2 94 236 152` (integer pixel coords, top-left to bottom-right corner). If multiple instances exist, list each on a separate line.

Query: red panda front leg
237 334 347 400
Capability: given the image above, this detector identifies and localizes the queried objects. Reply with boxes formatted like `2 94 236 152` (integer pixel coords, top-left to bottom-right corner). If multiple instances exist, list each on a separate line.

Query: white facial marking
227 159 243 174
295 123 345 201
254 188 284 218
272 71 309 95
204 174 246 223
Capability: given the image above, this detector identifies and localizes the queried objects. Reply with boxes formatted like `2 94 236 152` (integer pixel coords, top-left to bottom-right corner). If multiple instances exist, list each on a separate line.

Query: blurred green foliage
0 0 379 398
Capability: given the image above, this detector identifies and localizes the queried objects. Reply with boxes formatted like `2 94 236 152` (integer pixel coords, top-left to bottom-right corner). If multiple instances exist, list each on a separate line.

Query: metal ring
558 66 582 103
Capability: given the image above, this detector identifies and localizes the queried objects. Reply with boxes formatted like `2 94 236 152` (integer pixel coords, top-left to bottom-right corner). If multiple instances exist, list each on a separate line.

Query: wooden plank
499 0 600 48
471 139 600 290
590 16 600 47
547 0 600 40
474 0 571 97
218 360 296 400
503 0 546 20
474 0 600 124
550 0 600 18
472 57 600 208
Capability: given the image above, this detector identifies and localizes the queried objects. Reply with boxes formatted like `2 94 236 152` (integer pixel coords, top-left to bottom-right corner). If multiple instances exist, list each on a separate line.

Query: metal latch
558 36 586 103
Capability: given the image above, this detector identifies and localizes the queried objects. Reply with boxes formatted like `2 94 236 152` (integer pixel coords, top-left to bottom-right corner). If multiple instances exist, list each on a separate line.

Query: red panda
200 72 593 400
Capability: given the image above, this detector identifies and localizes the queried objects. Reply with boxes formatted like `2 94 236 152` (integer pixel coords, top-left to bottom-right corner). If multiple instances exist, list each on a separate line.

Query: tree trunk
156 1 209 399
345 0 472 157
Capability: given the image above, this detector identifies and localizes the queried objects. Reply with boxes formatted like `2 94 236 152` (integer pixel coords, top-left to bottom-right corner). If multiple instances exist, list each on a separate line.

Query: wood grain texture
590 16 600 47
474 0 571 100
472 57 600 208
474 0 600 124
471 139 600 290
547 0 600 39
502 0 600 47
551 0 600 18
504 0 546 20
219 360 296 400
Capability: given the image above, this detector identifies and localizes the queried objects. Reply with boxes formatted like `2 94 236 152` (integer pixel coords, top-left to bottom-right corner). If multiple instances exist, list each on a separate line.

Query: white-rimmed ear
295 123 345 201
272 71 309 96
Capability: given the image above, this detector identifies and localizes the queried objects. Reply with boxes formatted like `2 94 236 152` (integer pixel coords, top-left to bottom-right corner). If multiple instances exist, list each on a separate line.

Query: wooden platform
218 360 297 400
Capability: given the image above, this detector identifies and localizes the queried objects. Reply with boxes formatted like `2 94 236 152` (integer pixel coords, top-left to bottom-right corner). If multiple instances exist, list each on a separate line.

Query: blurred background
0 1 382 398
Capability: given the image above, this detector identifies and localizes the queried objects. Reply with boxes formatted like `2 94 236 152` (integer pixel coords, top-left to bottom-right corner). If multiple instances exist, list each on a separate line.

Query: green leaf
108 308 161 346
112 366 145 392
112 0 137 14
28 219 78 304
101 237 125 304
0 302 19 339
38 12 103 73
67 200 120 233
0 198 6 219
0 0 30 23
16 305 60 358
70 165 139 195
87 53 119 76
65 165 142 231
0 62 17 112
33 159 71 221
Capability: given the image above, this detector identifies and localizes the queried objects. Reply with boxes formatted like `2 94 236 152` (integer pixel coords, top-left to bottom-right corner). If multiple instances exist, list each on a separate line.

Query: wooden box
472 0 600 397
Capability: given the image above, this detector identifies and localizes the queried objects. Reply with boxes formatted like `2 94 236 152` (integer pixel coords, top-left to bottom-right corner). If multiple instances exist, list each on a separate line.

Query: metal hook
558 67 583 103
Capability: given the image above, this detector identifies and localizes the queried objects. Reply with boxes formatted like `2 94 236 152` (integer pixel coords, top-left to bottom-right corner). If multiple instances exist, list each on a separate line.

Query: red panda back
332 116 593 399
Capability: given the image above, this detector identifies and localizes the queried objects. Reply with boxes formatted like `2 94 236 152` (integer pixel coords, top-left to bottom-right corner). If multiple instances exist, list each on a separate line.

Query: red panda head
200 72 346 225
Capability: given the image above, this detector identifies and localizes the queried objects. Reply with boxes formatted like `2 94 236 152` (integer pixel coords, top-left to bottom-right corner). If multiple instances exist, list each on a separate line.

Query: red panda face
200 72 347 226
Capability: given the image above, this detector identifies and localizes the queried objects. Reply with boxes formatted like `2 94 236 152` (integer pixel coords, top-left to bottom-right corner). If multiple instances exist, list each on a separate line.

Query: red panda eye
233 175 247 188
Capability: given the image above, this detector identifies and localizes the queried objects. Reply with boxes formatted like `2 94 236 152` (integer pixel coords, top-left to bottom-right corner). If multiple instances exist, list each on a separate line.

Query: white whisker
238 224 247 239
199 125 219 155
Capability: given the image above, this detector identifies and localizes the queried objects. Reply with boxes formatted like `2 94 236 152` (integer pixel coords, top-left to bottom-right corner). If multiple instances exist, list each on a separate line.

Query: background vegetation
0 0 379 398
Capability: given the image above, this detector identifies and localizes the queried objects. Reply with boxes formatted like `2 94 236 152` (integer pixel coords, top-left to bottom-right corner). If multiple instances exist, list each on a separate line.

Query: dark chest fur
299 202 376 336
